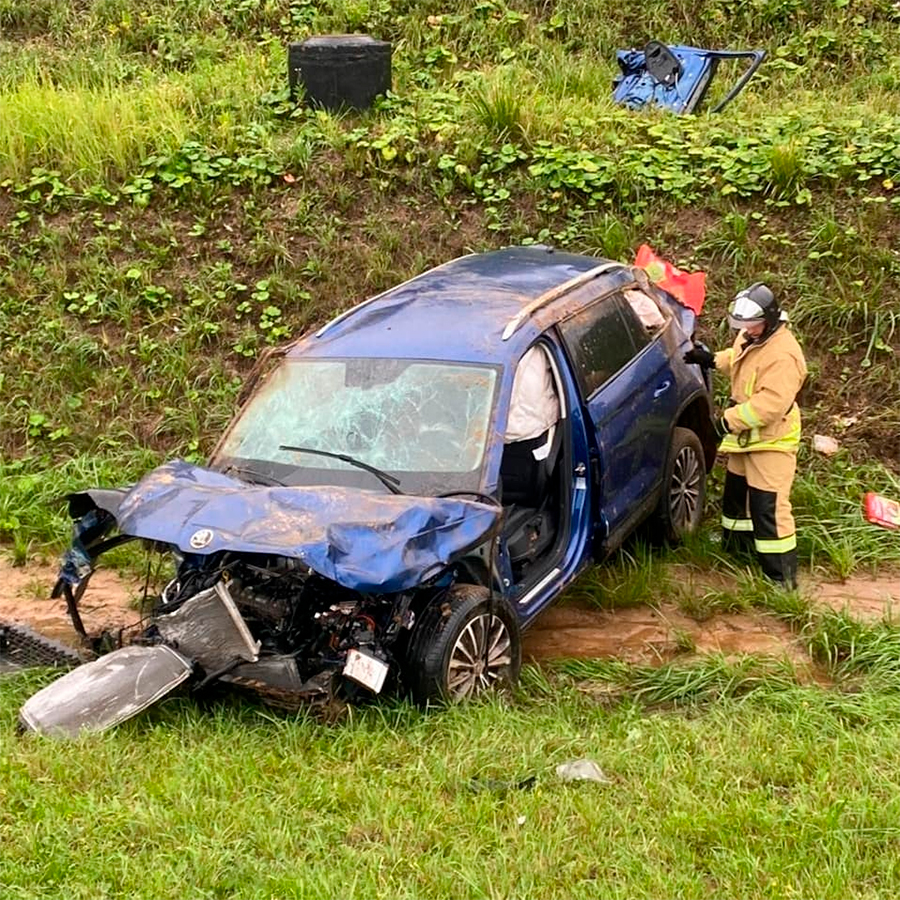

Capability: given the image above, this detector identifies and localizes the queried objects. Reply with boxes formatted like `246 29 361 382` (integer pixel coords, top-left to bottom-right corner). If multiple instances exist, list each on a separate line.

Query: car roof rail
501 261 625 341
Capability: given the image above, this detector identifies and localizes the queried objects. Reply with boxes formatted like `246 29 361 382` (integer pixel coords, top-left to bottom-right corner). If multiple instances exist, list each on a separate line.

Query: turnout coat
714 325 807 455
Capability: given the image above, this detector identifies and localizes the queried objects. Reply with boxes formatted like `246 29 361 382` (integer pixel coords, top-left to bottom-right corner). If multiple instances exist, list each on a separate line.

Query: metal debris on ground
613 41 766 114
0 621 84 674
19 645 193 738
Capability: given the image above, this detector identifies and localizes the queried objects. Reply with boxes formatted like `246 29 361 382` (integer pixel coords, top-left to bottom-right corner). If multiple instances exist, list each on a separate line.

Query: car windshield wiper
279 445 403 495
221 464 286 487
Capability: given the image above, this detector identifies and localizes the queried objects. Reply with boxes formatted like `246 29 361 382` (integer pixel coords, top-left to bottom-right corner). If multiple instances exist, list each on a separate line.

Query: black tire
656 426 706 542
407 585 522 706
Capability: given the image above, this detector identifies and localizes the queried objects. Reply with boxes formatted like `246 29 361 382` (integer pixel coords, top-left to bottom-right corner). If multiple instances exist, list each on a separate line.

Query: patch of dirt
0 558 142 647
2 555 899 675
665 561 742 597
816 575 900 623
522 602 810 669
524 571 900 674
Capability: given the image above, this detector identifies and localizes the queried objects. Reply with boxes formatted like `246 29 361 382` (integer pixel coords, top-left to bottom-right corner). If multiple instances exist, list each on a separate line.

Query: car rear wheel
657 426 706 542
407 585 521 706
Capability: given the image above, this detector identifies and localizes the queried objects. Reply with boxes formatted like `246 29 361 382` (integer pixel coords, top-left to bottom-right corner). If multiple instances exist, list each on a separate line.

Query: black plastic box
289 35 392 110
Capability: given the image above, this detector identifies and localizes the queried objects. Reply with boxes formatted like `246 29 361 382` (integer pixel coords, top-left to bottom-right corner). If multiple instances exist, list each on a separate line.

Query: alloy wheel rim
669 446 702 531
447 614 512 699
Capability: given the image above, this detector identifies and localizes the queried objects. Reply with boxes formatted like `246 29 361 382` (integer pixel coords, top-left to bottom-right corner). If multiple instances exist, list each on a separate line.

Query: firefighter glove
683 344 716 369
714 416 731 443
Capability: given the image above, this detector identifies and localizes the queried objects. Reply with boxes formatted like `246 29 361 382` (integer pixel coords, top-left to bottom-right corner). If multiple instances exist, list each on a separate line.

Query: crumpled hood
79 460 499 593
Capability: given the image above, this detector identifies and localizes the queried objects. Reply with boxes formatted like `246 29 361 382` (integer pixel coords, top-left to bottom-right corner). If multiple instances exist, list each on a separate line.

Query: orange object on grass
635 244 706 315
864 492 900 530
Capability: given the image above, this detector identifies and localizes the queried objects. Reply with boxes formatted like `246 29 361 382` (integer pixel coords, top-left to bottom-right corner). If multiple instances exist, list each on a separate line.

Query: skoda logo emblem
189 528 214 550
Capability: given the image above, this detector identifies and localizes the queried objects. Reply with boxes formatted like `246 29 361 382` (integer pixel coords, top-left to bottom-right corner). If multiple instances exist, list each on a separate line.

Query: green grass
5 662 900 898
793 450 900 577
0 3 898 580
467 68 533 145
561 541 675 610
0 452 163 556
0 78 190 184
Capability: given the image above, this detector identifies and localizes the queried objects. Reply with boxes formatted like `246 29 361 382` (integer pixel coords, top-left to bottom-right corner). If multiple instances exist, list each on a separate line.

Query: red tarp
635 244 706 315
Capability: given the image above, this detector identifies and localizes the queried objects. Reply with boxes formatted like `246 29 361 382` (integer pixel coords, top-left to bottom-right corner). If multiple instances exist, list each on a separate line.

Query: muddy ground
2 557 898 670
0 557 144 646
526 568 900 666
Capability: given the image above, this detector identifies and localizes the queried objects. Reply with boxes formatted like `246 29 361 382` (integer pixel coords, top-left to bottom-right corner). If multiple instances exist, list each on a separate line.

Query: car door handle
653 380 671 398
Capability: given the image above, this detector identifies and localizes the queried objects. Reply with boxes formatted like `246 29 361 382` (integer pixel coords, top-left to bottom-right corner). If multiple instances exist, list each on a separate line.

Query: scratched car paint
20 246 716 736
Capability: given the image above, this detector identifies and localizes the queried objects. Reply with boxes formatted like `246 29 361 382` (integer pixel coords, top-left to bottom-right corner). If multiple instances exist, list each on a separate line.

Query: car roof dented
296 246 626 364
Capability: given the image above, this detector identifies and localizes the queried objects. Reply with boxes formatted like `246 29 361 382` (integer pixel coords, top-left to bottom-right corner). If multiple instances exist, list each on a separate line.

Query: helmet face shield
727 293 766 330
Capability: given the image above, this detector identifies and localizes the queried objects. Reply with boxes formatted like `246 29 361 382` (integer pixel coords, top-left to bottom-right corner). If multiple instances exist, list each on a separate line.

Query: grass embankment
2 0 899 574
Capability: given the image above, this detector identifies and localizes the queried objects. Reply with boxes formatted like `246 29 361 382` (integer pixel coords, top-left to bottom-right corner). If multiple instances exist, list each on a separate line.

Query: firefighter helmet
727 282 782 332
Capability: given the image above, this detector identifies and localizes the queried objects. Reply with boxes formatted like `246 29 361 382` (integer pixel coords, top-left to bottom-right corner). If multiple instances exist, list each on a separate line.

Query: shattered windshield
218 359 498 486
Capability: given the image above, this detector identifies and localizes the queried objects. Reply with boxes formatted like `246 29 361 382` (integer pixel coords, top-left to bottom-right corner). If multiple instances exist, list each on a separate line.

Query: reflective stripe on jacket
713 325 807 454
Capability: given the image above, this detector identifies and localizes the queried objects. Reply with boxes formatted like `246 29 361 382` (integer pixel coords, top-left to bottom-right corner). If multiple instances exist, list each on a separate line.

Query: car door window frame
557 292 642 400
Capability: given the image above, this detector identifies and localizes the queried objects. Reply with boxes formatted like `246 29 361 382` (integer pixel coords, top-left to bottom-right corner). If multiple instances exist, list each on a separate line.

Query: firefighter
684 283 807 588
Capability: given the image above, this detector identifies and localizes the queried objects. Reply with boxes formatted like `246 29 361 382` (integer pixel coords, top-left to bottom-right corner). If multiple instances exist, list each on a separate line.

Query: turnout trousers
721 450 798 588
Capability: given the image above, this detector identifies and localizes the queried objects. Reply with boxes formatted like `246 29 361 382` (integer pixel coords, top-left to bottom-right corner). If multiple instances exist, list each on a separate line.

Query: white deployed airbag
505 345 560 444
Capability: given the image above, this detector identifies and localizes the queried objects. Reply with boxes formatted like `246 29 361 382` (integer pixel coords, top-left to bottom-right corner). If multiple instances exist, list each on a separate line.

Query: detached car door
558 292 677 543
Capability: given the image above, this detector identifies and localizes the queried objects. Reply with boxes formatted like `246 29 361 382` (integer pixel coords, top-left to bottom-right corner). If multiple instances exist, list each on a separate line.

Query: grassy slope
3 3 900 895
1 0 899 570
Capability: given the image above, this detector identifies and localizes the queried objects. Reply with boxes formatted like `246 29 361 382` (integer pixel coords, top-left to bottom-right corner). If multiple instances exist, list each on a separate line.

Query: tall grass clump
805 610 900 689
558 654 801 706
533 47 614 103
766 141 807 199
0 0 67 35
581 212 635 261
0 78 190 184
0 451 162 552
562 540 673 610
467 68 532 145
173 51 283 141
793 451 900 577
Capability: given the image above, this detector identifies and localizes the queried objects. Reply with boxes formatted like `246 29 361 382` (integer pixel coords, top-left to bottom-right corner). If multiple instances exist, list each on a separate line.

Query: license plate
343 648 389 694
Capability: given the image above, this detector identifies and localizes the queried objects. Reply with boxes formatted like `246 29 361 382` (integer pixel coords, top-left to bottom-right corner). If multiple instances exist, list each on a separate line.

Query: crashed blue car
20 246 716 735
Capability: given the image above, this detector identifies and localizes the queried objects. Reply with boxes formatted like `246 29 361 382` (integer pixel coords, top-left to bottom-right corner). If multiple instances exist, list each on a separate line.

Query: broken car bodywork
614 42 766 115
62 461 499 594
21 246 714 736
20 461 501 735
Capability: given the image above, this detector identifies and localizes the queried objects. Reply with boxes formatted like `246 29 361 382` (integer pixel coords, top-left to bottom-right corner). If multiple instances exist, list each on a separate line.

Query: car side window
559 296 642 397
622 288 667 337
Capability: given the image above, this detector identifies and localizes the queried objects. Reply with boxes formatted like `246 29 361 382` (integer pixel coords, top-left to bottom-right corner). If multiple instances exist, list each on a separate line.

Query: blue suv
21 246 716 734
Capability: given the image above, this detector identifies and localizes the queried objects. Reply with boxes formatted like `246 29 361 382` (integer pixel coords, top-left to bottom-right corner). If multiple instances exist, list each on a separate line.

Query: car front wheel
408 585 522 706
657 426 706 542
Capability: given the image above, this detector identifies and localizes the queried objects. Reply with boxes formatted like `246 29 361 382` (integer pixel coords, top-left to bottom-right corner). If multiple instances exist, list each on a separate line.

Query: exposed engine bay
18 461 502 737
148 552 421 704
20 543 447 738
